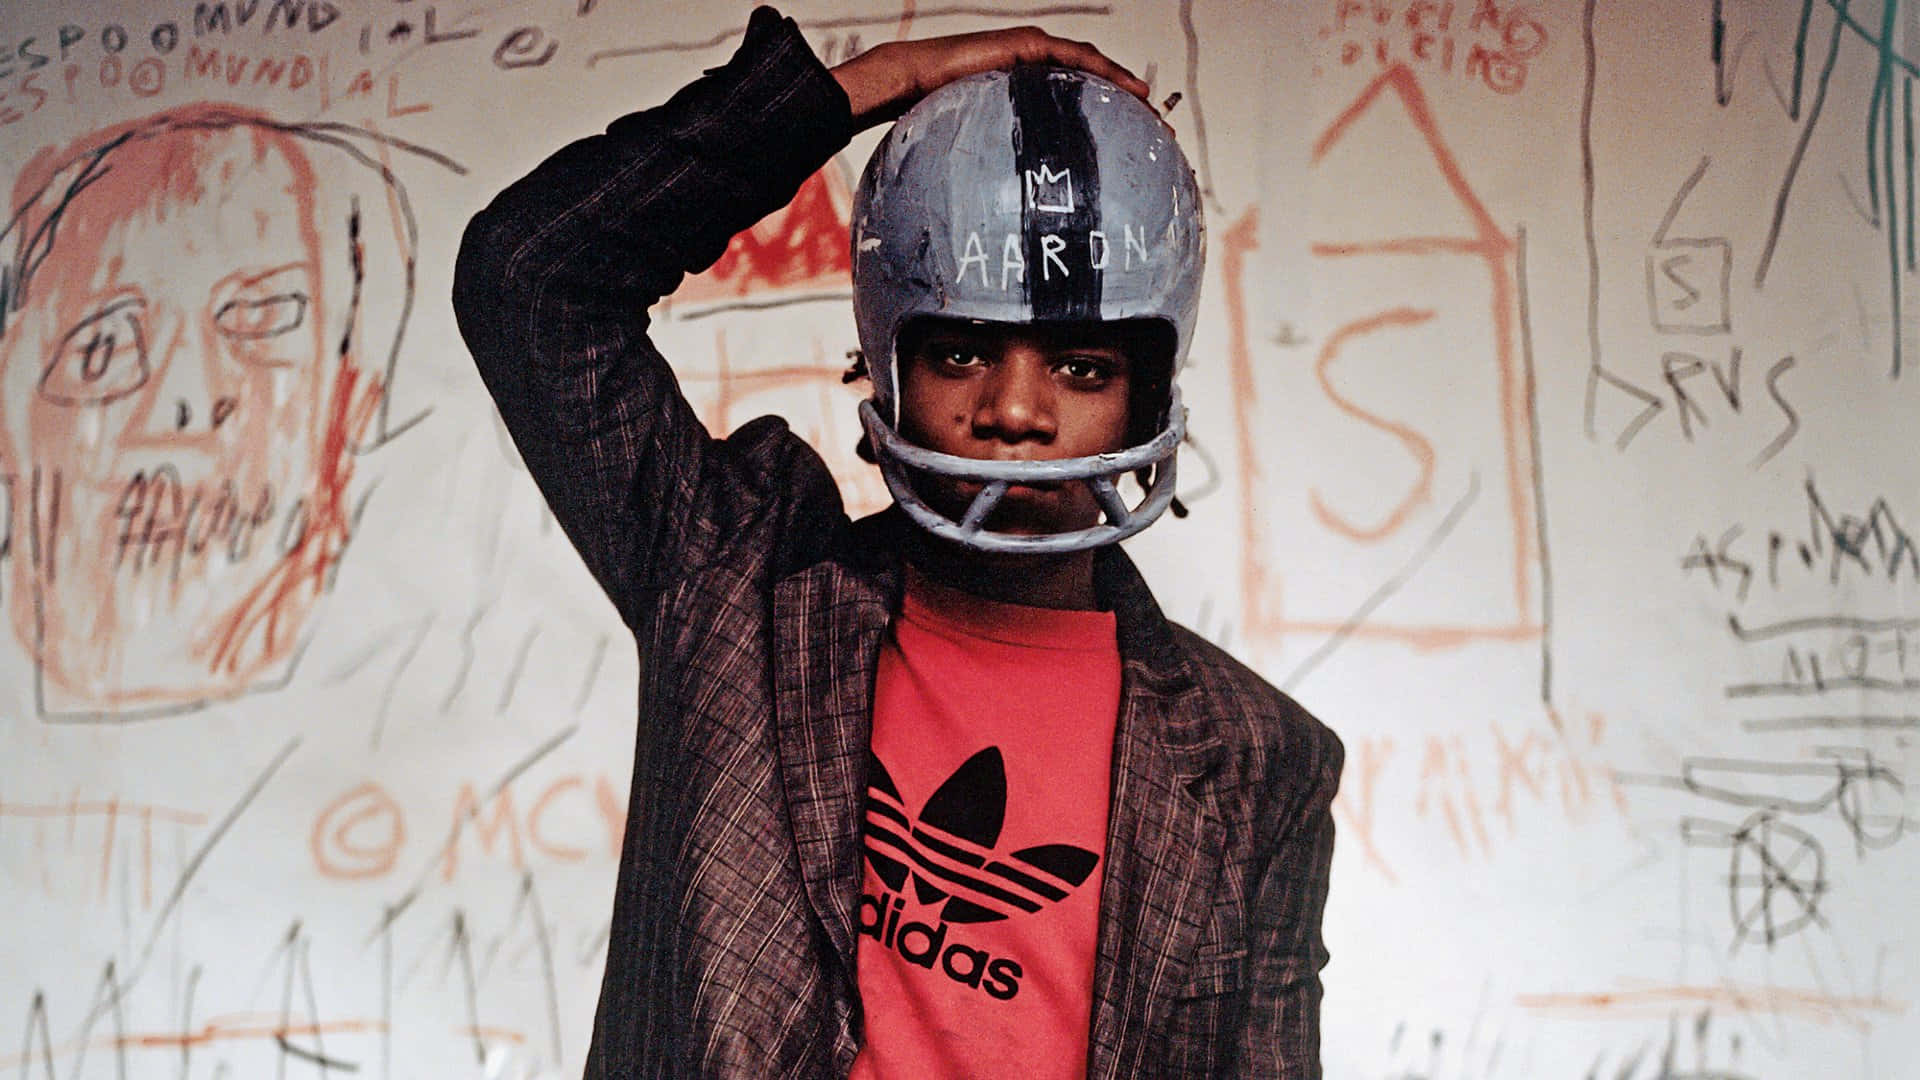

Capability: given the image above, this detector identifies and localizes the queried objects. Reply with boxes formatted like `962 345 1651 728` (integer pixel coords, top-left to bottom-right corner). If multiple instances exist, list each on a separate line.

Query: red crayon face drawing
0 106 423 716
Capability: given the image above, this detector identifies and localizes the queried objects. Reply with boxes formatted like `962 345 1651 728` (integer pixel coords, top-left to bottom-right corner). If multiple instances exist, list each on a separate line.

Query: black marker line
520 874 564 1066
1281 473 1481 694
588 5 1113 65
343 197 366 377
1749 355 1800 468
1906 74 1915 272
1835 171 1879 223
1681 754 1873 794
1757 4 1844 288
496 625 541 715
577 919 614 966
373 616 433 751
573 633 611 715
299 932 345 1078
278 922 304 1080
367 890 419 952
1727 612 1920 641
324 620 412 686
1580 0 1601 439
1575 0 1663 447
1869 52 1888 219
1517 224 1554 707
1653 157 1714 244
1712 0 1730 104
64 962 129 1080
175 964 202 1080
378 900 391 1080
450 911 486 1065
277 1038 358 1074
1790 0 1815 119
1727 675 1920 697
1743 714 1920 731
1178 0 1220 212
440 607 488 715
101 738 302 1024
379 725 580 929
43 465 56 585
26 464 41 578
1877 0 1904 376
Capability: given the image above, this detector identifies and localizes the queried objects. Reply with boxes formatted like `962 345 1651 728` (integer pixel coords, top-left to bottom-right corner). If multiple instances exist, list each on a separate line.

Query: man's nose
137 313 237 440
972 352 1056 444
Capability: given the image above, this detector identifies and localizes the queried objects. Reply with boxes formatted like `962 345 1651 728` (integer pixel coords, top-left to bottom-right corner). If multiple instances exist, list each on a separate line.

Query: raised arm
452 8 852 622
453 6 1152 623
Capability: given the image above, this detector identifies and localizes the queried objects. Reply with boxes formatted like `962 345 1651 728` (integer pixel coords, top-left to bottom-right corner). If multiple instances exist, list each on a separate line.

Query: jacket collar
770 509 1225 1069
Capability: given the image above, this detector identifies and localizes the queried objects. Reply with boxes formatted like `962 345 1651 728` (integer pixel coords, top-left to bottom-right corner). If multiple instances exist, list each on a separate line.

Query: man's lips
954 477 1066 498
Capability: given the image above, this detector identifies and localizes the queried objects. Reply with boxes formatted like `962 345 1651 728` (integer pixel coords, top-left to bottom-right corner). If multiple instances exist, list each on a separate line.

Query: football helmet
851 64 1204 552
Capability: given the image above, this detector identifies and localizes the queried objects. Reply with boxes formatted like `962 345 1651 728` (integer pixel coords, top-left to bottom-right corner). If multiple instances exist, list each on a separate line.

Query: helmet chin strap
858 390 1186 554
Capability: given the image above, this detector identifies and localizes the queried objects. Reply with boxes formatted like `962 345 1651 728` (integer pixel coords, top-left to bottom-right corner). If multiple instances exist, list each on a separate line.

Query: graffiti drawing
1230 61 1543 660
666 167 854 312
0 104 457 719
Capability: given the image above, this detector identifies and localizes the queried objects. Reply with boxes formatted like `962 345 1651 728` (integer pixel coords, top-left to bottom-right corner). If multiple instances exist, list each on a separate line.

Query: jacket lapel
770 519 900 978
1086 551 1226 1080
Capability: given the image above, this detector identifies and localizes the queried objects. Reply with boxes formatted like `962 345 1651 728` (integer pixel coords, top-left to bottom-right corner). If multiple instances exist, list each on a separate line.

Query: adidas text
858 889 1023 1000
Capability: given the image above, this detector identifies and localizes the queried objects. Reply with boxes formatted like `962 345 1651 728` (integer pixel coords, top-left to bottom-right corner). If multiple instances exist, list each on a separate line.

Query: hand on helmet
830 27 1150 130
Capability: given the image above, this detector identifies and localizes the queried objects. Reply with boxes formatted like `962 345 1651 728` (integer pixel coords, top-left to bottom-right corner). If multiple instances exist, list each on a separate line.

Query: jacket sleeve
1233 720 1343 1077
452 6 853 624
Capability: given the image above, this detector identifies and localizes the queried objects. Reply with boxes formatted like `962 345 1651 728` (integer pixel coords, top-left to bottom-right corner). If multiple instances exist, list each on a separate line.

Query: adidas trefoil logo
862 747 1099 923
860 747 1101 1000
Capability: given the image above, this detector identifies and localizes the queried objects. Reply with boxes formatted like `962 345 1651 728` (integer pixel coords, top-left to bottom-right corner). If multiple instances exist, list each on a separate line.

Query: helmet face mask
851 64 1205 554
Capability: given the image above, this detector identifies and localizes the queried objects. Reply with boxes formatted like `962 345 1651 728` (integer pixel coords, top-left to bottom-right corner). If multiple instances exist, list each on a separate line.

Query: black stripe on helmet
1009 65 1102 321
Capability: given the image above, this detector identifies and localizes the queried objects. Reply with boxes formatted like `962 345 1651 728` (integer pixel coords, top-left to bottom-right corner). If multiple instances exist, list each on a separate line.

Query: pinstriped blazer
453 8 1342 1077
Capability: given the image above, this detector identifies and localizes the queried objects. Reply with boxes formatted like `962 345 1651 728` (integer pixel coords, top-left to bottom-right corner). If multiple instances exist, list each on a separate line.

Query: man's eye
209 264 315 362
40 299 151 406
937 348 987 368
214 292 307 341
1058 357 1115 381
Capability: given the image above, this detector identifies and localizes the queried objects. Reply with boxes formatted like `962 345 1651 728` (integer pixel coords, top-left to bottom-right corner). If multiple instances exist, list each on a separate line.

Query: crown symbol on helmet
1024 164 1075 214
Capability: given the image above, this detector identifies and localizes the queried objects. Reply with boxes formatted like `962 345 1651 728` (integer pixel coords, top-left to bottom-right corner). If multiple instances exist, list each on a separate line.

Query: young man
453 8 1342 1078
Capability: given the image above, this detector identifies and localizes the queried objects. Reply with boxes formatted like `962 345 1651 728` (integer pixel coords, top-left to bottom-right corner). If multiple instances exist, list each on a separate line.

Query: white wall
1 1 1914 1076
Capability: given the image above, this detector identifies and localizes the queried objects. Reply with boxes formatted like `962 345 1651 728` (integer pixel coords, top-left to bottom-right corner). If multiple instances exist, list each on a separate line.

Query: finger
1028 36 1151 101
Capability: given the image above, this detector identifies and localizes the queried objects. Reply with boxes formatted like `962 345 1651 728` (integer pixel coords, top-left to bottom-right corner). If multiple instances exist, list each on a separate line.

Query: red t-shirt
851 574 1122 1080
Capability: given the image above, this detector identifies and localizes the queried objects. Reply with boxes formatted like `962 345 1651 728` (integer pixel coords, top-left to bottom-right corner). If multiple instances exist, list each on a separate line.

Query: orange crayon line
1224 208 1274 639
0 1015 385 1069
456 1025 529 1044
1266 619 1541 650
0 799 207 825
1515 984 1907 1026
1308 308 1438 542
1233 62 1540 651
141 805 153 909
97 797 117 903
1311 236 1500 258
